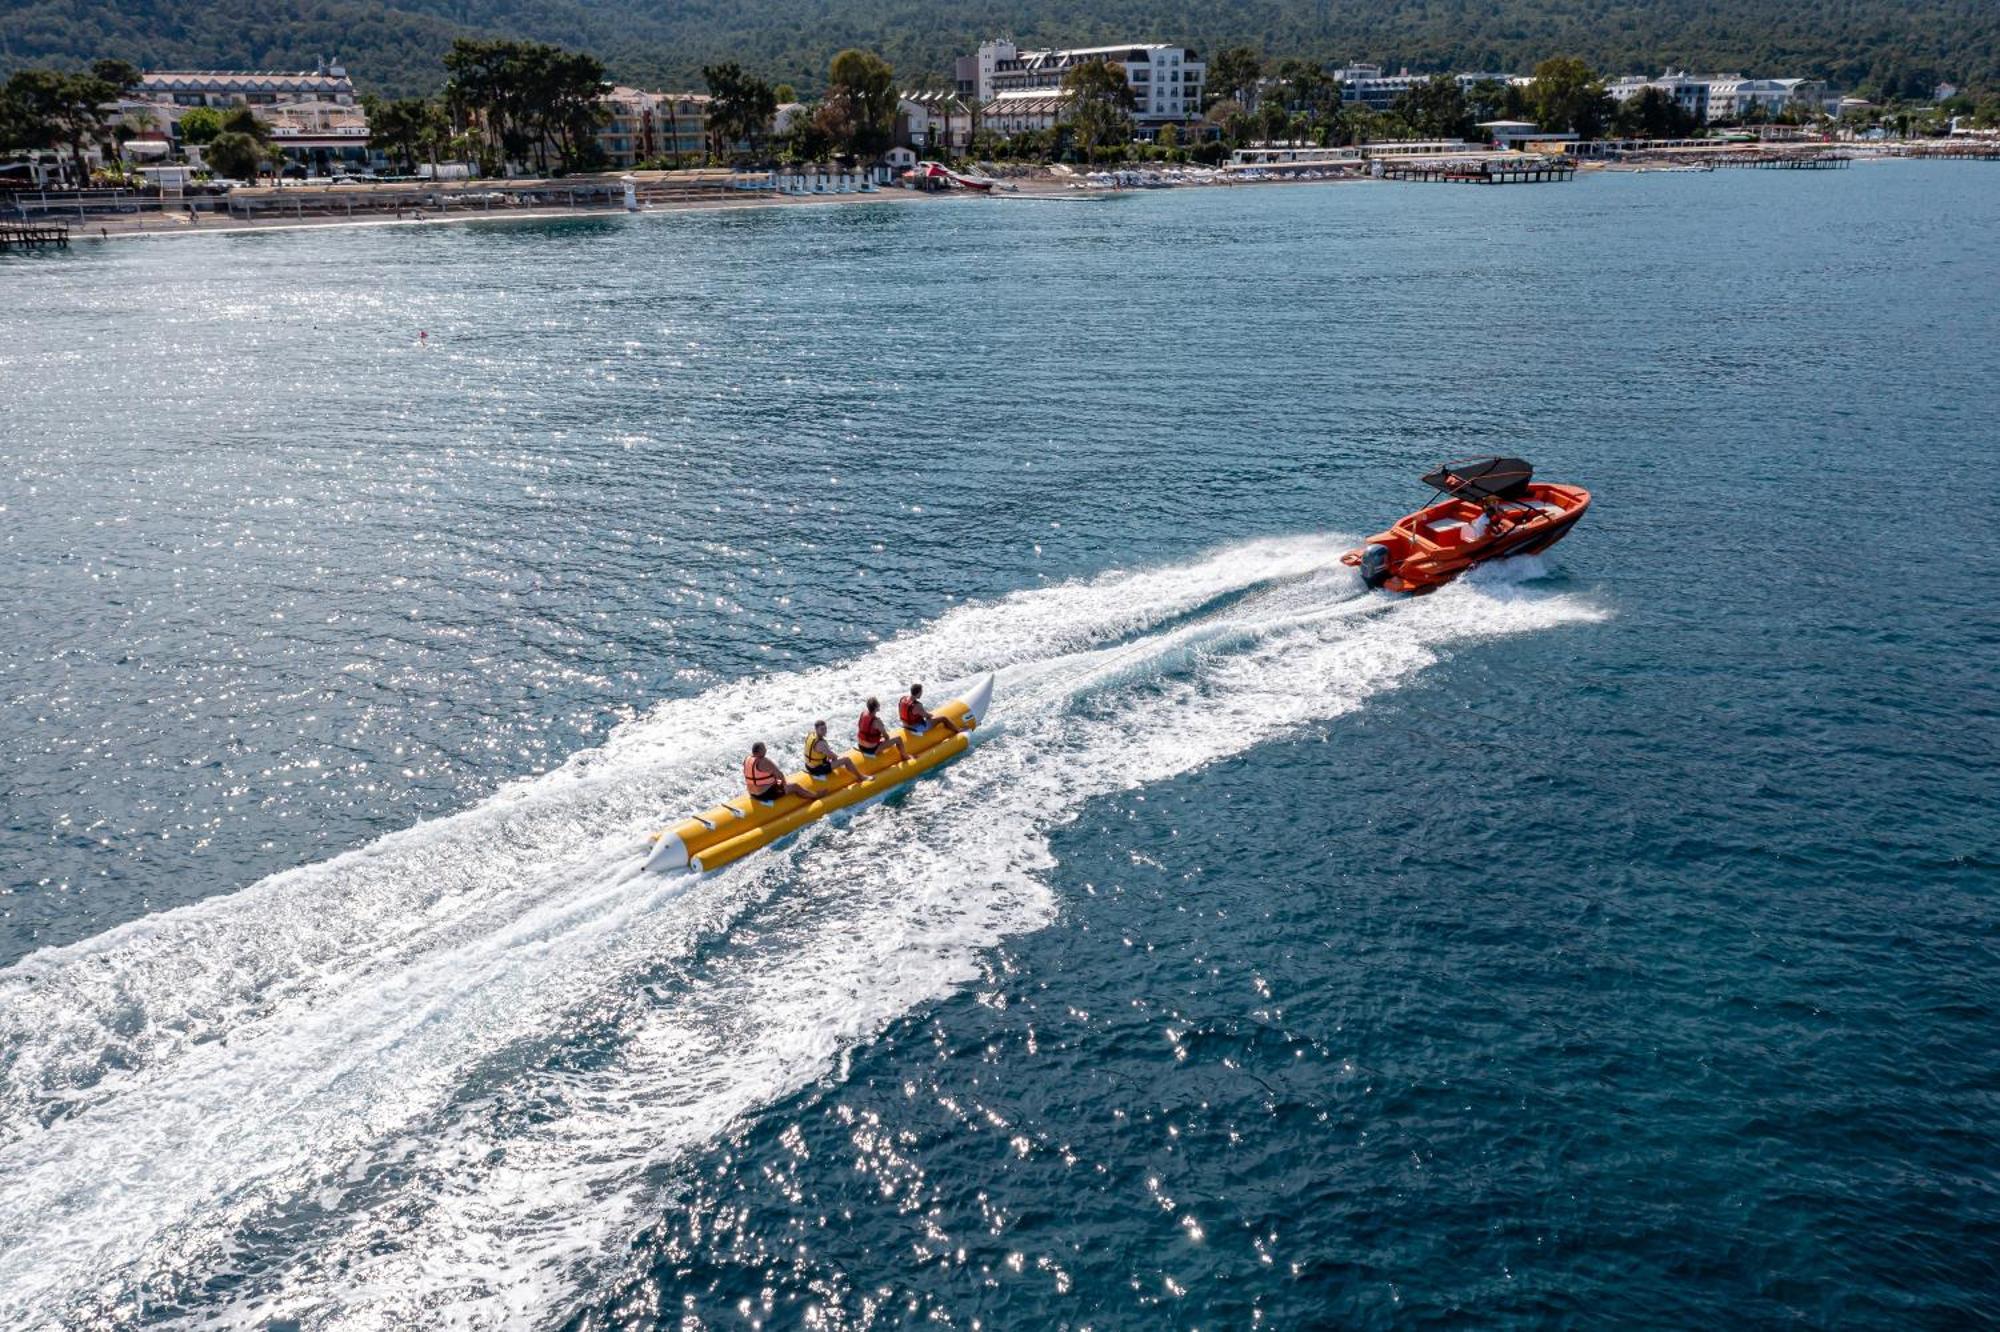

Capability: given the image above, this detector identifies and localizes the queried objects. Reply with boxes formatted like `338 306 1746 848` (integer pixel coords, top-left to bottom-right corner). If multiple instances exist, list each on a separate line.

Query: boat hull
645 675 994 873
1341 483 1590 594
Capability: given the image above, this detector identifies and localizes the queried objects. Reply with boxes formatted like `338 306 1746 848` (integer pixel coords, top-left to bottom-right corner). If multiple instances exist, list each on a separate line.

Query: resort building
895 92 972 155
1607 71 1823 123
115 67 373 174
956 39 1205 128
1606 71 1713 120
595 89 712 167
261 101 372 173
978 91 1070 135
136 62 358 108
1328 65 1522 111
1704 77 1823 121
1476 120 1577 150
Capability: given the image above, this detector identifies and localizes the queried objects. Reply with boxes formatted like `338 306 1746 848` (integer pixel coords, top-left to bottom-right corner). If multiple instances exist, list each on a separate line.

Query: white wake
0 538 1602 1330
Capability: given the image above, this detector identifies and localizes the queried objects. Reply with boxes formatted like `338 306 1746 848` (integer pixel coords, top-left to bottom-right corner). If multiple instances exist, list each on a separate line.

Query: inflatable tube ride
645 674 995 874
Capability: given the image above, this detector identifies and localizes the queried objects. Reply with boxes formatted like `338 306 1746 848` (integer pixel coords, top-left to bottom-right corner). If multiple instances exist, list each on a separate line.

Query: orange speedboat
1340 457 1590 594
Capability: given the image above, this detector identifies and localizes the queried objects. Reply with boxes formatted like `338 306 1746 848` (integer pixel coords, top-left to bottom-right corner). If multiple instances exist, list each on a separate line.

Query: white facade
1704 77 1821 121
116 80 372 172
596 90 713 166
960 39 1205 126
980 91 1068 135
1608 71 1822 123
1607 70 1712 120
896 93 972 153
1475 120 1577 149
138 62 357 108
1330 65 1519 111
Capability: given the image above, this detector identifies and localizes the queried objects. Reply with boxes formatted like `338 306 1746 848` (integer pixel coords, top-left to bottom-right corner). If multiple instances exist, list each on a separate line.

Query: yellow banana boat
644 674 995 874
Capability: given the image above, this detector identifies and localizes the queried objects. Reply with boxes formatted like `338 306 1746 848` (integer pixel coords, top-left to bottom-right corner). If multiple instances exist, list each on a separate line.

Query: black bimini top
1422 456 1533 501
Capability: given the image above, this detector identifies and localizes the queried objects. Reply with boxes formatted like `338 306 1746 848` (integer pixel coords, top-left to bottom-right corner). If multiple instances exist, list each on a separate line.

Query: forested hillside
1 0 1991 98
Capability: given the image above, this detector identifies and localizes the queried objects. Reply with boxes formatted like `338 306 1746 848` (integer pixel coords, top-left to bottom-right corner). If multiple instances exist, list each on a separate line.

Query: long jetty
1381 158 1576 184
1706 152 1850 169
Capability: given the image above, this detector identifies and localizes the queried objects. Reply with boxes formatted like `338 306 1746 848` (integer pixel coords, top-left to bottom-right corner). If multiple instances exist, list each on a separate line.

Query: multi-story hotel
136 62 359 108
1327 65 1524 112
957 40 1206 131
1606 71 1824 123
597 89 712 167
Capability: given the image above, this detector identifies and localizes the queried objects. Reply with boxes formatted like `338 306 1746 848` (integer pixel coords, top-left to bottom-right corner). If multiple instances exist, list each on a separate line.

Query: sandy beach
37 170 1373 243
61 179 1000 241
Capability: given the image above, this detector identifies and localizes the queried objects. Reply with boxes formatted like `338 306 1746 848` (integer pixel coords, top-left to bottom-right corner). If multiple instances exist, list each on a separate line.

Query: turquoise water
1 165 1996 1328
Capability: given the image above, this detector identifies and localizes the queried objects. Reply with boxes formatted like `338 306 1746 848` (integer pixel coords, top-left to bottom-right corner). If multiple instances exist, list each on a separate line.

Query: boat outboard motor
1356 543 1392 589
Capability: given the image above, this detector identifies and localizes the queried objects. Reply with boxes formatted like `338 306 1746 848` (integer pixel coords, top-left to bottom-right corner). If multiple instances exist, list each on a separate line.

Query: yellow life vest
805 731 831 765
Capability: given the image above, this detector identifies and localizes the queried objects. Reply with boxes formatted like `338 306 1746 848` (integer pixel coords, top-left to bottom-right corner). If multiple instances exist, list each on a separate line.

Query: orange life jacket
899 695 924 727
744 755 781 794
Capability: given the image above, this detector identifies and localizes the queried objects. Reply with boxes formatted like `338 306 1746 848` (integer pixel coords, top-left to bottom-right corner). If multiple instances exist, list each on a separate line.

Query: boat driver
743 742 821 804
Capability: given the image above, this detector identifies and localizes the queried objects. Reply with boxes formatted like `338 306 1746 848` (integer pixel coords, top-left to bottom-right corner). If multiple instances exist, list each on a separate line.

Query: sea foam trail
0 541 1602 1330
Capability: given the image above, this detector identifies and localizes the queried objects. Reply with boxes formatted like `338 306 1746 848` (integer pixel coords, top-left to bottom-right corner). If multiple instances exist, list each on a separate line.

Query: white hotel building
957 40 1205 133
1607 71 1825 122
1328 65 1526 111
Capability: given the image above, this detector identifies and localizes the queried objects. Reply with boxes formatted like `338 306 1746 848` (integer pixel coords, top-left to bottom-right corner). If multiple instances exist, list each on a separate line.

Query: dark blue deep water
1 164 1995 1330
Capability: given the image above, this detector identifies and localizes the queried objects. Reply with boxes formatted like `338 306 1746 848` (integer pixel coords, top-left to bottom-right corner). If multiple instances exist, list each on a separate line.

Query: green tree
701 61 777 160
1392 74 1475 139
1530 56 1613 137
826 49 895 156
1270 58 1343 130
1202 97 1250 146
204 129 262 181
444 39 607 176
218 105 262 138
1254 98 1292 144
1061 59 1136 161
1610 86 1698 138
1207 46 1263 111
90 59 141 94
0 68 122 184
177 105 223 145
778 100 834 161
364 95 446 172
1464 77 1528 126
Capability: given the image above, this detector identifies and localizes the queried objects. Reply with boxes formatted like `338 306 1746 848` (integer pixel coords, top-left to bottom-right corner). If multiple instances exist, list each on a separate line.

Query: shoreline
26 154 1936 245
35 173 1401 244
62 182 974 242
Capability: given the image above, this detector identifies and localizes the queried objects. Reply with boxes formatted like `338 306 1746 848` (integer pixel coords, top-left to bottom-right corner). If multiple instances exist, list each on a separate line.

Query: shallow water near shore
1 164 1996 1329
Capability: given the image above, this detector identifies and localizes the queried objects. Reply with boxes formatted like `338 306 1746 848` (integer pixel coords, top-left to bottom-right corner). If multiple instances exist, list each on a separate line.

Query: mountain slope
1 0 1991 97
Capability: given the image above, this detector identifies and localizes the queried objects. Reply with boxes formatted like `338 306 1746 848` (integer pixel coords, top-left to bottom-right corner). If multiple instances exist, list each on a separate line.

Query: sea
1 163 1995 1330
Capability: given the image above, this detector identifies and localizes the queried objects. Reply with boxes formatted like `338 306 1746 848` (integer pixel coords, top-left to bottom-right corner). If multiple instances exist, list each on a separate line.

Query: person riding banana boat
897 682 963 738
734 692 960 816
650 675 995 874
803 719 864 783
743 741 823 804
856 697 910 764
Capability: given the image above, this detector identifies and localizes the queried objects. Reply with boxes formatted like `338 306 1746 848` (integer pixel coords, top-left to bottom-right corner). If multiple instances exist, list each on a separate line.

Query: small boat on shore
1341 457 1589 594
644 675 994 873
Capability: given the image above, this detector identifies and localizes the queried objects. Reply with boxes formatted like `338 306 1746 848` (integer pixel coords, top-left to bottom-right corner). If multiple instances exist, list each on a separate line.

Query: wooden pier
0 220 69 252
1380 159 1575 184
1708 152 1850 169
1896 143 2000 162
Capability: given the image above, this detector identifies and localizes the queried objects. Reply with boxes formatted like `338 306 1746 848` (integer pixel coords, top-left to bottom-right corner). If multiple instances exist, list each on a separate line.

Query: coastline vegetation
2 0 1996 105
3 26 1997 187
